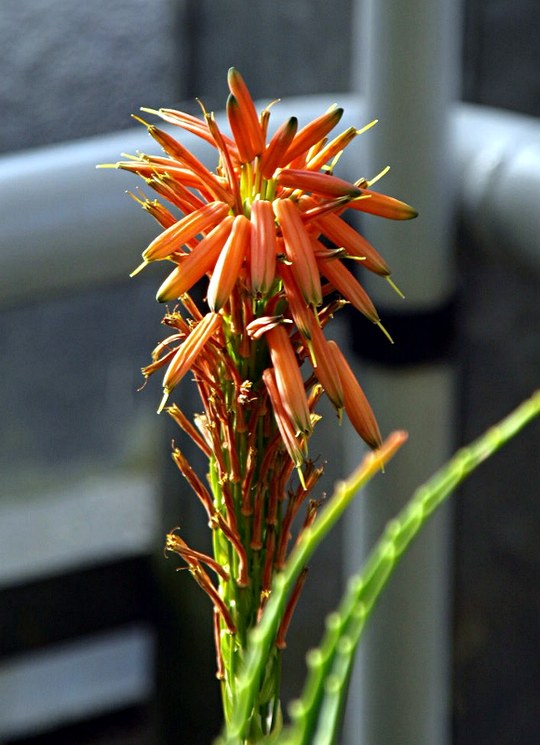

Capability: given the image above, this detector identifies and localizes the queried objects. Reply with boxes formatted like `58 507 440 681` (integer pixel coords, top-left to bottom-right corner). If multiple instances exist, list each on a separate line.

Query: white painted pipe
352 0 460 308
343 2 462 744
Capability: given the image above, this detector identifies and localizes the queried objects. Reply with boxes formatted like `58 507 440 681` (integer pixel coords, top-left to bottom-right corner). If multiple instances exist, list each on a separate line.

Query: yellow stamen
356 118 379 135
385 276 405 299
366 165 391 187
376 321 394 344
130 260 149 278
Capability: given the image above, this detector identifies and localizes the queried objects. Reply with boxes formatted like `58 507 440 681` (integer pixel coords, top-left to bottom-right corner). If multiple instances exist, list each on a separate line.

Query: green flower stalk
106 68 418 739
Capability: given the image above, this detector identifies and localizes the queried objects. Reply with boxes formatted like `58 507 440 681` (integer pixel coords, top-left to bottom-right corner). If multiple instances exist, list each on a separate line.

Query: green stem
221 432 408 742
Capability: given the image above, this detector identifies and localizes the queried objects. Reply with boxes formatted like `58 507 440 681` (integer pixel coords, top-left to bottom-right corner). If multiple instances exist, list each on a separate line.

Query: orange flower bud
207 214 251 311
161 312 222 408
142 201 230 263
227 67 265 156
227 94 258 163
156 215 234 301
350 188 418 220
273 198 322 306
317 253 380 324
279 106 344 166
314 212 391 276
306 314 344 411
264 324 312 435
260 117 298 178
327 340 382 449
263 368 305 468
276 168 361 199
278 262 313 341
249 200 277 294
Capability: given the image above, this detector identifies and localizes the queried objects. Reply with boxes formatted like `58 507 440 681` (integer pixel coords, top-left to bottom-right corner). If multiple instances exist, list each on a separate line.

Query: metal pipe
0 131 160 304
343 2 462 744
352 0 460 308
454 103 540 274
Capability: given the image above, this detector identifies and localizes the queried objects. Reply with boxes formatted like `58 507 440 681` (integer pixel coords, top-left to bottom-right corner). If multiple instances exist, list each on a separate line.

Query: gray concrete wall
0 0 180 153
0 0 353 154
463 0 540 116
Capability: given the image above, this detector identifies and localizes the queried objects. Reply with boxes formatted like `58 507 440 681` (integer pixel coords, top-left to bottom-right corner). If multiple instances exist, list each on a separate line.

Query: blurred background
0 1 539 744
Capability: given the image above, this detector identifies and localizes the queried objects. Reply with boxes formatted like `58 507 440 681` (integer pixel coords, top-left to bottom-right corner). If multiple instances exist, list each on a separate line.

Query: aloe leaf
286 390 540 745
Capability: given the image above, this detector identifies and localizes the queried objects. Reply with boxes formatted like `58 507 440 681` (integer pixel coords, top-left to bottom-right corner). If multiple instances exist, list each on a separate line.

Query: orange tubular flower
249 200 277 295
278 261 313 342
317 251 381 324
280 106 344 166
350 188 418 220
260 117 298 178
313 211 392 276
276 169 361 199
156 215 234 301
273 198 322 307
227 67 265 157
207 214 251 311
114 68 417 721
145 122 236 204
128 191 178 229
306 314 344 412
327 340 382 449
160 311 222 408
264 324 312 436
147 106 235 149
262 368 305 469
305 126 359 171
141 200 230 265
227 95 259 163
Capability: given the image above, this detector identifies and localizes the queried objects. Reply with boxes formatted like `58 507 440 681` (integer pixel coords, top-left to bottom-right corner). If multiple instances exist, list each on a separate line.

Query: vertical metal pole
344 2 462 744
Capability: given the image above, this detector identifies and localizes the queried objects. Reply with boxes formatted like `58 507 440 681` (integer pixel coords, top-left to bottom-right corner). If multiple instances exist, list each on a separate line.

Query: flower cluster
109 68 416 733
